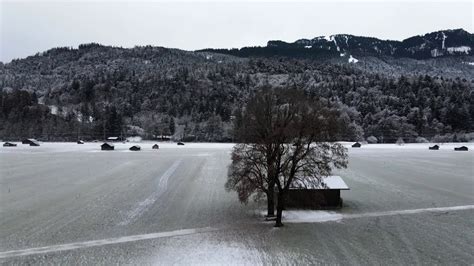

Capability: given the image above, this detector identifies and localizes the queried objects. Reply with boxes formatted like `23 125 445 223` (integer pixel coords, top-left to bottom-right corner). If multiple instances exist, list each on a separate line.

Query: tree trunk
275 192 285 227
266 190 275 217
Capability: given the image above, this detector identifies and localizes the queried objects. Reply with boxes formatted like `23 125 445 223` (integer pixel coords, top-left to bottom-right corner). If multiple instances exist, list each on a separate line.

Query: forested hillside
1 33 473 143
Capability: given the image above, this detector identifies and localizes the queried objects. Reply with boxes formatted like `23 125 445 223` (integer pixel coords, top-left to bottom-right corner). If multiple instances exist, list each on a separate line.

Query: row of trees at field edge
226 87 348 227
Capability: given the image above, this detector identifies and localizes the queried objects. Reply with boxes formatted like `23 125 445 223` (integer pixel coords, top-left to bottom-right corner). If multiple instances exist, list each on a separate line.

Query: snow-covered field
0 141 235 153
0 142 473 264
1 140 471 152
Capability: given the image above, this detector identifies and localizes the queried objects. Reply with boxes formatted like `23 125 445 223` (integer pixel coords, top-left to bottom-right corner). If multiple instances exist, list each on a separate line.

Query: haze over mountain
1 29 473 143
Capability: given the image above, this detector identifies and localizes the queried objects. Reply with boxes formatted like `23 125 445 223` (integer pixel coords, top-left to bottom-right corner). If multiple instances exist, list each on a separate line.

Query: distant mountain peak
214 29 473 60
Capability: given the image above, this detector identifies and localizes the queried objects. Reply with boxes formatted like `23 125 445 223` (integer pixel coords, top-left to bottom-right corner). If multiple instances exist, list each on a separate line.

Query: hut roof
101 142 114 147
290 176 350 190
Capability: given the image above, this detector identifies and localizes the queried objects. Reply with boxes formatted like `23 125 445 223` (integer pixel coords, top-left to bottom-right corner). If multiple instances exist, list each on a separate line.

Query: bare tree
227 87 348 226
226 143 270 205
227 87 291 217
272 93 348 227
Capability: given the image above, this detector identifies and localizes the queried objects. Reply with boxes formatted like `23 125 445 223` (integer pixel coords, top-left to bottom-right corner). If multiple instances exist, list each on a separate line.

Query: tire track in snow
0 227 218 259
283 204 474 223
118 159 182 226
1 205 473 259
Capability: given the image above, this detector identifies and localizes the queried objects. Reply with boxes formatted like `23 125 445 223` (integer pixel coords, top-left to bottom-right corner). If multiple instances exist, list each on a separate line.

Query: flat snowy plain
0 142 473 264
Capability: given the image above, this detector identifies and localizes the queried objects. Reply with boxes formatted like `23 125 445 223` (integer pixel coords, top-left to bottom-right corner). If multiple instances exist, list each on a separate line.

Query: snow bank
126 136 142 142
441 32 447 49
283 210 343 223
348 55 358 63
258 210 342 223
48 105 59 115
447 46 471 54
431 49 442 57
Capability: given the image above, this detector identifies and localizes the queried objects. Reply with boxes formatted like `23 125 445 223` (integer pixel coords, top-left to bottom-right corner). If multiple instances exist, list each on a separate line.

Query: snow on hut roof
101 142 114 147
290 176 350 190
107 137 119 140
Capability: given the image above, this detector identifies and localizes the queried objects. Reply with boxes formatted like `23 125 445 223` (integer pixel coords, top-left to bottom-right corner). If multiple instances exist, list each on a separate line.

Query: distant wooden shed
129 145 141 151
3 142 17 147
107 136 124 142
286 176 350 209
29 140 40 146
22 139 38 145
177 142 185 146
152 144 160 149
352 142 361 148
101 143 114 150
429 145 439 150
77 140 85 144
454 146 468 151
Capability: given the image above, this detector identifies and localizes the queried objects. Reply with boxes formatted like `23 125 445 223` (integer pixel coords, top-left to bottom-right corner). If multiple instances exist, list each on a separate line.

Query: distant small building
129 145 141 151
106 136 124 142
77 140 85 144
29 140 40 146
155 135 171 141
454 146 468 151
429 145 439 150
286 176 350 209
22 139 38 145
177 142 185 146
3 142 17 147
152 144 160 149
352 142 361 148
101 143 114 151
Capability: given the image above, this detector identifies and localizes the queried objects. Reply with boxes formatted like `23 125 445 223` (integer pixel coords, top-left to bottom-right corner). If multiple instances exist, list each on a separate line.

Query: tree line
1 45 472 142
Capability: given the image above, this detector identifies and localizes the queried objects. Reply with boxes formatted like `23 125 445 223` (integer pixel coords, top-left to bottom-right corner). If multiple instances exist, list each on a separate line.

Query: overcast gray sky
1 0 472 62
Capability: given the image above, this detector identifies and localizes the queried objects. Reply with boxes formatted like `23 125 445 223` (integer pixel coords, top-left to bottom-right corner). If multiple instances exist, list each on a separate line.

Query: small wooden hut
352 142 361 148
129 145 141 151
286 176 350 209
3 142 17 147
22 139 38 145
101 143 114 151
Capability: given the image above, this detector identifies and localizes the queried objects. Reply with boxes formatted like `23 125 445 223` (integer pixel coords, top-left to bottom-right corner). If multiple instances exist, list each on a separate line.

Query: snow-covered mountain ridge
203 29 472 61
268 29 472 59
